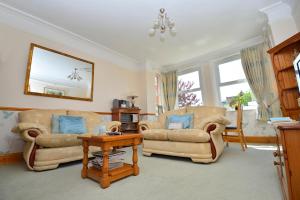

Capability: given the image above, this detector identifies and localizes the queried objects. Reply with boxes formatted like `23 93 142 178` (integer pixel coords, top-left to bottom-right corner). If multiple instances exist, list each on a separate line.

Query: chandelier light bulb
170 27 176 36
149 28 156 36
160 33 166 42
149 8 176 41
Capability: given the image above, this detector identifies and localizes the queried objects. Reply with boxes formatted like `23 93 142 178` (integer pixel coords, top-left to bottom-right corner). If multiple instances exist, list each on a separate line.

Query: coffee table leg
132 140 139 176
81 140 88 178
100 146 110 188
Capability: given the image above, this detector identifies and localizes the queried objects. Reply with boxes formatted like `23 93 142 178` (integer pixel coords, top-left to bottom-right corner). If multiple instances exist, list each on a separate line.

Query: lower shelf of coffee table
87 163 134 183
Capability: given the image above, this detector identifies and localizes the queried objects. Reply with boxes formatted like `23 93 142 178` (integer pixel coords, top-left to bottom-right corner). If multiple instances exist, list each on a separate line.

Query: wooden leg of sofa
142 152 152 157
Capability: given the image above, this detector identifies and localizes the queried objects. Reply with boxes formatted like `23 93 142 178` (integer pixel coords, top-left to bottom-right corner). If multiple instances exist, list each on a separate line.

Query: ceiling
0 0 280 66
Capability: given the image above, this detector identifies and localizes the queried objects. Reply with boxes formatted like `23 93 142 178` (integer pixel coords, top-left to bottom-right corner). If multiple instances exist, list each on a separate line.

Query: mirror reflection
25 44 94 101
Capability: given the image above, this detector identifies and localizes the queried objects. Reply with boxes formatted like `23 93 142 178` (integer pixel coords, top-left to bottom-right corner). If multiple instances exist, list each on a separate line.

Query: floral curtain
241 42 281 121
161 71 177 111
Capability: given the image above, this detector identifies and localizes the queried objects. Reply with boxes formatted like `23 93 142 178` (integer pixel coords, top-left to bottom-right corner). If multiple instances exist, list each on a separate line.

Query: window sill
226 106 257 112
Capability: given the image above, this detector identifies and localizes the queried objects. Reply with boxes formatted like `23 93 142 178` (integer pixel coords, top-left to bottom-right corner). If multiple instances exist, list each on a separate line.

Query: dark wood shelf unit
268 32 300 120
112 108 141 133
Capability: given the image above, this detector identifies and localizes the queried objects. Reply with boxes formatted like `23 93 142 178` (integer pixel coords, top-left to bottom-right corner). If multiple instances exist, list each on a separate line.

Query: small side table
78 134 142 189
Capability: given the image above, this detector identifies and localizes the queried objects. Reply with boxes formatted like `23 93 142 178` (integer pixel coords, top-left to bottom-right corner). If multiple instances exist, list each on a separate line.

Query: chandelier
149 8 176 41
67 68 82 81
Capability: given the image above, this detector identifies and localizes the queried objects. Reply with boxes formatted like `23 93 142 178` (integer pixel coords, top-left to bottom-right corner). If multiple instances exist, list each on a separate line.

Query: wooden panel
282 89 299 110
282 130 300 200
0 106 152 117
287 110 300 120
278 69 297 89
275 124 300 200
0 152 23 164
224 135 276 144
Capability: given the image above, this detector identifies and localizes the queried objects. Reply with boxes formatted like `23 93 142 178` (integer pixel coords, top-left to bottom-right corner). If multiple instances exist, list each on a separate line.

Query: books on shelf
89 150 126 170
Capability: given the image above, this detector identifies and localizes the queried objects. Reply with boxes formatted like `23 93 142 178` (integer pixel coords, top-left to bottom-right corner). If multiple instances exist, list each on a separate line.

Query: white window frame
177 68 203 107
215 55 256 110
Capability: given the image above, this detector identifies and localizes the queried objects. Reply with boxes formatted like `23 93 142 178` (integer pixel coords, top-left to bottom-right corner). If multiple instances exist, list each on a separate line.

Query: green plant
229 91 252 108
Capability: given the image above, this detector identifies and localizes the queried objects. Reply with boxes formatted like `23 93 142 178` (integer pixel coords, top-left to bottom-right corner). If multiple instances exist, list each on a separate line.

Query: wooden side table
78 134 142 188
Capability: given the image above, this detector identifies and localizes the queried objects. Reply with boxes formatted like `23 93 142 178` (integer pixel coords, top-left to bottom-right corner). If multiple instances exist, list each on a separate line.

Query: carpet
0 144 282 200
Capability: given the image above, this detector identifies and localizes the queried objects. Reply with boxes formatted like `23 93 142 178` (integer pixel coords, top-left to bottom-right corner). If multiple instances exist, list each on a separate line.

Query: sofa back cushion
19 109 67 134
67 110 101 133
158 108 186 125
186 106 226 129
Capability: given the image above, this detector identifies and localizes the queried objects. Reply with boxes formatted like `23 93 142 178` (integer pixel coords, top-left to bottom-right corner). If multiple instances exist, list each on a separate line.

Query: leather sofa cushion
142 129 168 141
186 106 226 129
143 129 210 143
167 129 210 143
35 134 83 148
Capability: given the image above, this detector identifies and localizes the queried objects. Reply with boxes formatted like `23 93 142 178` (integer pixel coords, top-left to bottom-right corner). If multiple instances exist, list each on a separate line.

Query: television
293 53 300 106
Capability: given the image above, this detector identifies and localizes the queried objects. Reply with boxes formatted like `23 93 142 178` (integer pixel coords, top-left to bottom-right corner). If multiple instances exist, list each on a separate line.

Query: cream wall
0 23 146 112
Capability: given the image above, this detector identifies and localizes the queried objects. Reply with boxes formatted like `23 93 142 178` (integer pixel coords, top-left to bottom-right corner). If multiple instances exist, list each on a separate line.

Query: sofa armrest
21 129 42 142
199 115 230 130
101 121 121 132
139 121 163 131
205 123 226 161
12 122 49 135
204 123 226 135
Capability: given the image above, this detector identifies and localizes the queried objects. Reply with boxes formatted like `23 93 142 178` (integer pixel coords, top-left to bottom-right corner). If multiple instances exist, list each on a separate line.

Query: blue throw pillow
167 114 193 129
59 116 87 134
51 115 60 133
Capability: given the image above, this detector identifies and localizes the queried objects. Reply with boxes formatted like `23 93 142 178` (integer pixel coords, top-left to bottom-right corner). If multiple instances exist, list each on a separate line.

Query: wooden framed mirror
24 43 94 101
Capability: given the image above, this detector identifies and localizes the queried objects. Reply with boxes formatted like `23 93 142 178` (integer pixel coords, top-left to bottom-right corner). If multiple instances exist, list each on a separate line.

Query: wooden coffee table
78 134 142 188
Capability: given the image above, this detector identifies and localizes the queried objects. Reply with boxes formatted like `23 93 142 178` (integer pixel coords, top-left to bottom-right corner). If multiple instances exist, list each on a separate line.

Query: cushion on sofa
67 110 101 133
167 129 210 143
166 114 193 129
35 134 83 148
158 108 186 125
59 115 87 134
142 129 168 141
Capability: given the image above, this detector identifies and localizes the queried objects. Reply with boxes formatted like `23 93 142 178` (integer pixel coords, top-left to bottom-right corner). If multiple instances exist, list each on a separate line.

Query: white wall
261 2 298 45
0 23 146 112
292 1 300 30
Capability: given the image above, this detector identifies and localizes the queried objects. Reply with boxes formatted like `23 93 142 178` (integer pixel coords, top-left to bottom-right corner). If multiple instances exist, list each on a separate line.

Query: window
177 71 203 107
217 58 256 109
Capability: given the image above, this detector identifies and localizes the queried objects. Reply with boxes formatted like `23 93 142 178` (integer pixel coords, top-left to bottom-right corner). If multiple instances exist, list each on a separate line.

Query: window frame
215 55 255 110
177 68 203 107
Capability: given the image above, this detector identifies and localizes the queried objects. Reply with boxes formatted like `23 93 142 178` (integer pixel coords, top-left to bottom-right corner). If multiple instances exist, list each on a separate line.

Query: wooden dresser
274 125 300 200
268 32 300 120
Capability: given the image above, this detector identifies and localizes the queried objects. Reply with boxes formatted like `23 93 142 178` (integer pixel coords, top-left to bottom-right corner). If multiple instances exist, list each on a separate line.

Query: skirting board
223 136 276 144
0 152 23 164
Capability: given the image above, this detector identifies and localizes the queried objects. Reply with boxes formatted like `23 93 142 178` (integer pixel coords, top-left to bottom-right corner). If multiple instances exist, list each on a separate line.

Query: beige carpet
0 144 281 200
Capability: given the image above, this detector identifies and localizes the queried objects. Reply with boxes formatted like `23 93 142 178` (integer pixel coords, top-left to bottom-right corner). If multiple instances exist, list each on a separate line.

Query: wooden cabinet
111 108 140 133
274 125 300 200
268 33 300 120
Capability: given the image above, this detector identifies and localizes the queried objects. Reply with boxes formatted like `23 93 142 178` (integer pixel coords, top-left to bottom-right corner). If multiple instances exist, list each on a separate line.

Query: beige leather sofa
139 106 230 163
13 109 120 171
